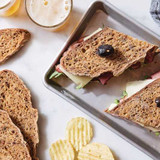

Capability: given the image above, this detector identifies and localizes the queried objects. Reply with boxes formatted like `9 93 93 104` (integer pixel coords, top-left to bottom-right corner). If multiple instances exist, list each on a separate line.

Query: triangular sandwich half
106 78 160 132
51 27 159 88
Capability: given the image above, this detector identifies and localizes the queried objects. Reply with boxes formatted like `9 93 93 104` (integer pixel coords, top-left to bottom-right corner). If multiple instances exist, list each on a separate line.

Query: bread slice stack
0 70 39 160
0 29 30 64
0 109 31 160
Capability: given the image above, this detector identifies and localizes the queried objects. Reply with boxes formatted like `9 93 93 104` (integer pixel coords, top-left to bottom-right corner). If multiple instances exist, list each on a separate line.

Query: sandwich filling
59 65 92 88
108 79 154 111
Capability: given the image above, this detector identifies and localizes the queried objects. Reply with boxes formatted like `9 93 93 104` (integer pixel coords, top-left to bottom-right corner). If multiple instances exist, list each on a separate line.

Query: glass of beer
25 0 72 31
0 0 21 16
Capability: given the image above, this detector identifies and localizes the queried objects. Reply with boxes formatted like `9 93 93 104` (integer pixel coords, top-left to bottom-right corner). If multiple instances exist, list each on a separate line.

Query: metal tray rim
43 1 160 159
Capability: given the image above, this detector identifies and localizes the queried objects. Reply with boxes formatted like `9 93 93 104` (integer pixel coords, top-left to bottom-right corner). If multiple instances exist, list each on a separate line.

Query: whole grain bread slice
0 70 39 160
0 109 31 160
60 27 158 78
0 28 30 64
106 78 160 131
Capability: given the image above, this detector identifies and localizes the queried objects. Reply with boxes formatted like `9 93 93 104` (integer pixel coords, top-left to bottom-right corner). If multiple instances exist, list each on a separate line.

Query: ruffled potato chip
49 139 75 160
78 143 115 160
65 117 93 151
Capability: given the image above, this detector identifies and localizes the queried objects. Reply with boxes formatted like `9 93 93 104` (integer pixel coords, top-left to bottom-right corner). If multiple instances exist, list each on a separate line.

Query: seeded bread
60 27 158 78
0 70 39 160
0 28 30 64
106 78 160 130
0 109 31 160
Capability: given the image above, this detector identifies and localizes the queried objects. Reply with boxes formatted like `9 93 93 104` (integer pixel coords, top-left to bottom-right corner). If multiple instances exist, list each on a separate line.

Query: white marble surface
0 0 159 159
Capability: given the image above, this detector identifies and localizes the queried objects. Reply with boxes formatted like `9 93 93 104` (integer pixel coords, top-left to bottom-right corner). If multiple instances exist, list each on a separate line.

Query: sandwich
106 71 160 133
49 27 159 88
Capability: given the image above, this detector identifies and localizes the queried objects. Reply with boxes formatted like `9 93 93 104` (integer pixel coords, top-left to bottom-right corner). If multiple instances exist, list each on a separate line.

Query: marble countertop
0 0 159 159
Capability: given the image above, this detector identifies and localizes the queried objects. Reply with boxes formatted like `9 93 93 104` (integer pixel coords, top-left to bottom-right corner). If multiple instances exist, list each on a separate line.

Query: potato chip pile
49 117 115 160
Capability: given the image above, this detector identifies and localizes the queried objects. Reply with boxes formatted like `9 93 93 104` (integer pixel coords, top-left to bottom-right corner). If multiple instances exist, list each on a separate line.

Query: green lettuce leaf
49 71 62 79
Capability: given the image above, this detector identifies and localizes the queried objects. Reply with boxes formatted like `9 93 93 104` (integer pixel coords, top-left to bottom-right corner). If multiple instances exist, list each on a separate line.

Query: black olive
97 45 114 57
155 97 160 107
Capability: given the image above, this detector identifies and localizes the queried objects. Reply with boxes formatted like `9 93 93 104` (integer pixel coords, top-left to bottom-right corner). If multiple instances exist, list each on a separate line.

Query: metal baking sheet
44 1 160 159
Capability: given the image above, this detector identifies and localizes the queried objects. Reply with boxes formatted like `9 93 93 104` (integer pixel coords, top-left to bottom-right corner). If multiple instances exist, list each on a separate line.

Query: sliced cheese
59 65 92 88
108 103 117 111
126 79 154 97
84 28 102 41
108 79 154 111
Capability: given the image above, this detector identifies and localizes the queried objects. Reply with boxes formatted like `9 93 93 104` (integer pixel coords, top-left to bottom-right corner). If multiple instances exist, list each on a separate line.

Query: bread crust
60 27 158 78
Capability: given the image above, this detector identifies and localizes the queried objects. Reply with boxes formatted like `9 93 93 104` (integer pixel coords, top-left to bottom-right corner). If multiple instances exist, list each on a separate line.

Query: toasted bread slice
60 27 158 78
106 78 160 131
0 70 39 160
0 109 31 160
0 28 30 64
